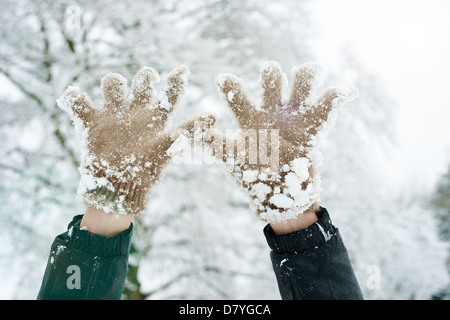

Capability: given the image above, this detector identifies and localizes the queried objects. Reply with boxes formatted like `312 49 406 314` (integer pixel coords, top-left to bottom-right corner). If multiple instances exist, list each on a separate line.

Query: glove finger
215 73 257 129
170 113 217 142
146 113 217 167
290 62 321 107
101 73 128 110
158 64 190 111
315 86 358 116
299 86 358 145
202 127 235 164
146 65 190 132
57 86 96 128
131 66 160 109
259 61 285 112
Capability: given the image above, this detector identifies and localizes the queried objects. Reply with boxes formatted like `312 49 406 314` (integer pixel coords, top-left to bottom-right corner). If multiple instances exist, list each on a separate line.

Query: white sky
309 0 450 191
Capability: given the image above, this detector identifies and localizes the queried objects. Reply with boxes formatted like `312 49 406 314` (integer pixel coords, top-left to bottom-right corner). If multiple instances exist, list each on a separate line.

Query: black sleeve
264 207 363 300
37 215 132 300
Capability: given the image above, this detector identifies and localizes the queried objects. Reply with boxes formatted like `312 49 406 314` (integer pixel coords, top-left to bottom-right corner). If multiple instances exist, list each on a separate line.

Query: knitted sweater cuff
64 214 133 257
263 207 337 254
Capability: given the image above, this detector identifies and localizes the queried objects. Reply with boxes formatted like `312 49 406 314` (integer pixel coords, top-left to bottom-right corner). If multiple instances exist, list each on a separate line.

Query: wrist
79 172 149 215
269 206 319 235
80 207 134 237
264 207 336 254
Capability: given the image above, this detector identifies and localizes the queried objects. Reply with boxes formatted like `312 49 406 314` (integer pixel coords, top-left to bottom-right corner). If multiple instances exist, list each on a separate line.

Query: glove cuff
78 174 148 215
263 207 336 254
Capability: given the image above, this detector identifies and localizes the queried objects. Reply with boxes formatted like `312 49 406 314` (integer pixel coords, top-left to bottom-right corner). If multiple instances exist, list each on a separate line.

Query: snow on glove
58 65 216 215
206 61 357 223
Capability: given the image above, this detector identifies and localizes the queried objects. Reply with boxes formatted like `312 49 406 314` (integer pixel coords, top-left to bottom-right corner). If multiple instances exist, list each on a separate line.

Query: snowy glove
206 62 357 223
58 65 216 215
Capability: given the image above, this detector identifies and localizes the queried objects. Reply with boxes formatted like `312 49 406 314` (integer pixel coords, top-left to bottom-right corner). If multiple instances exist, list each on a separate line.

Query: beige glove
206 61 357 223
58 65 215 215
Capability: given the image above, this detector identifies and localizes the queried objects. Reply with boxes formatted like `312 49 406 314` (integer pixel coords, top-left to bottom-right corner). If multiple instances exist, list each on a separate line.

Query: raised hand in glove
58 65 215 216
205 61 357 225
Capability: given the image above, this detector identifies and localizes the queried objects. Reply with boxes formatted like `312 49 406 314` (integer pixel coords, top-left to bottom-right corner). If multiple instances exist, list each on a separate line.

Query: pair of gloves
58 62 357 224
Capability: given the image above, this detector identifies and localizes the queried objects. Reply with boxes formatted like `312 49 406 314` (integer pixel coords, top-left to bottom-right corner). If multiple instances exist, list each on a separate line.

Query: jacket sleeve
37 215 132 300
264 207 363 300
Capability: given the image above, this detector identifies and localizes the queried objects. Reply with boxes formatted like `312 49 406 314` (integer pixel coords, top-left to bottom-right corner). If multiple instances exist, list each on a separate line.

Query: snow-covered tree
0 0 448 299
429 163 450 299
430 163 450 241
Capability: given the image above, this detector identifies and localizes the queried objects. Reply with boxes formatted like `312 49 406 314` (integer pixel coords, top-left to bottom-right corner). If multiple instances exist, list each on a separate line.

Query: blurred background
0 0 449 299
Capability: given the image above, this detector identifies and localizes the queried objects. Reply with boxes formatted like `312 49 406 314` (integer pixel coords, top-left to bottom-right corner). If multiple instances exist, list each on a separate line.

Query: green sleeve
37 215 132 300
264 207 363 300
